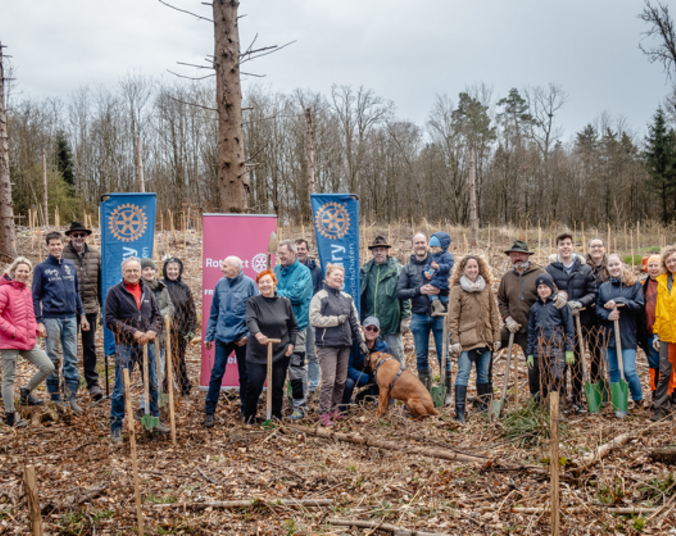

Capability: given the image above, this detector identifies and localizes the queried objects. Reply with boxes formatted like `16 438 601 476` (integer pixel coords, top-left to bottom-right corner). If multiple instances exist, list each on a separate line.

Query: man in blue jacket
275 240 313 420
342 316 388 407
32 232 90 413
203 256 259 428
296 238 323 393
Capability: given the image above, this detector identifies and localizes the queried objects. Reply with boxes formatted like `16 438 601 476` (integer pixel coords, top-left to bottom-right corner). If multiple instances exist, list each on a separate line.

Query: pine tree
644 107 676 223
55 130 75 186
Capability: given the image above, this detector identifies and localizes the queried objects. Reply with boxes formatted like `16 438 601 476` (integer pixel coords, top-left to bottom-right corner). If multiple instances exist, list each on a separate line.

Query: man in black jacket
397 233 450 393
546 232 597 414
105 257 168 446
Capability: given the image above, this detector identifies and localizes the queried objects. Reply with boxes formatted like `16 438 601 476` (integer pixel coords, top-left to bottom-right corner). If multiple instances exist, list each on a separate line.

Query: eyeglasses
364 326 379 332
71 233 87 238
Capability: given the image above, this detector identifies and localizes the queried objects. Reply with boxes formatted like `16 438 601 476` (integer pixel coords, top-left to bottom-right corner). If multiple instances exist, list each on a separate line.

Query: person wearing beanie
423 231 454 317
526 273 576 410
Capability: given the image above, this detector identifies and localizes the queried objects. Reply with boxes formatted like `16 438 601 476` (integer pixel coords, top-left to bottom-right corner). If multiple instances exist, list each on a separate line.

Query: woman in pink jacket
1 257 54 427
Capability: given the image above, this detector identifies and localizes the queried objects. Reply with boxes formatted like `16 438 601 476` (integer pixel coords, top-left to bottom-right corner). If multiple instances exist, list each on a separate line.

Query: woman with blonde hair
595 253 645 418
447 255 501 422
1 257 55 427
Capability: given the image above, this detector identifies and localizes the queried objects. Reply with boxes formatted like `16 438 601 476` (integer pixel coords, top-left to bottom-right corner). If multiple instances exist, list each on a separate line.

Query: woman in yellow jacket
651 244 676 422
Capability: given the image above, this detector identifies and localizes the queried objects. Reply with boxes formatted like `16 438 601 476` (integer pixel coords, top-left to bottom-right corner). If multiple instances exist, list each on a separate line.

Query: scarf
460 275 486 293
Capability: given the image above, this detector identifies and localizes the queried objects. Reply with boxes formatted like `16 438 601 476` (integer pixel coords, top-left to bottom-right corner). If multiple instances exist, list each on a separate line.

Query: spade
263 337 282 424
610 304 629 417
575 309 601 414
489 331 515 421
431 313 449 408
141 343 159 430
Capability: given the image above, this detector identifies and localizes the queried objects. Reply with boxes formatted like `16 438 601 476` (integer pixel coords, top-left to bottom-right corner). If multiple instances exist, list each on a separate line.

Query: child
526 273 575 406
424 232 454 317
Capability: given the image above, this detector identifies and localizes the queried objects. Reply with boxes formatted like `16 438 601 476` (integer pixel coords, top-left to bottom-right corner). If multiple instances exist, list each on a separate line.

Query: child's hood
431 232 452 253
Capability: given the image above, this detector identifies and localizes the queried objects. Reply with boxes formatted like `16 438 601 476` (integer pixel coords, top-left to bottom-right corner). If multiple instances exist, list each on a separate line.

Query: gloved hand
400 318 411 334
553 293 568 309
505 316 521 334
493 341 501 352
337 314 348 324
565 351 575 365
527 355 534 369
568 300 583 315
184 331 195 341
451 343 462 355
653 335 661 352
310 353 320 364
359 342 369 355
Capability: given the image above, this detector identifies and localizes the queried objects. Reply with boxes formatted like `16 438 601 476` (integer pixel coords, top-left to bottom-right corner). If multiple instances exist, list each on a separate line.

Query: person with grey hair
275 239 313 419
1 257 55 427
203 256 259 428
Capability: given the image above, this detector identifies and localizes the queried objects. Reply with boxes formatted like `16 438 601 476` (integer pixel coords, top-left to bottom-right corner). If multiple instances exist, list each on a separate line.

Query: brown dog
367 351 439 418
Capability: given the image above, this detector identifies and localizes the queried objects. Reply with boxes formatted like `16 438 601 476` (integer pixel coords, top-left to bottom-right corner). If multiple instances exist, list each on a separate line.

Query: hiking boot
331 409 345 421
65 381 82 414
110 429 123 446
157 421 170 433
418 369 432 392
455 385 467 423
204 413 216 429
5 412 27 428
319 413 334 427
652 407 670 422
630 400 645 414
20 387 44 406
89 385 103 402
431 300 446 317
288 408 306 421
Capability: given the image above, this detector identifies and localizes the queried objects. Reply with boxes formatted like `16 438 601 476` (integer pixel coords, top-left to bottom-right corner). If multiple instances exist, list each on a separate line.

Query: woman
0 257 55 428
641 255 662 403
309 264 366 426
595 254 645 418
162 257 197 396
652 245 676 422
244 270 297 423
447 255 501 423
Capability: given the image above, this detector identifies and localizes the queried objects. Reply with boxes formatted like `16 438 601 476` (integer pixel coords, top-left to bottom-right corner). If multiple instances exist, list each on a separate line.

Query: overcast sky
0 0 672 142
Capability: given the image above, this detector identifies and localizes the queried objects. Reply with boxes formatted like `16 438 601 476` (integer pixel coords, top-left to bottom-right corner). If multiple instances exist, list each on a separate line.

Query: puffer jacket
654 273 676 344
62 241 102 314
526 295 575 359
274 259 313 331
360 256 410 335
348 337 389 386
497 262 546 335
424 232 454 291
144 278 174 349
205 271 259 344
447 278 501 351
162 258 197 335
309 283 364 348
595 278 645 350
0 274 38 350
546 255 597 327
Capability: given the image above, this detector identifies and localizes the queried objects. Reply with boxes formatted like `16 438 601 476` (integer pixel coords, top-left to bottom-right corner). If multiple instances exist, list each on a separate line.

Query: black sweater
245 294 298 365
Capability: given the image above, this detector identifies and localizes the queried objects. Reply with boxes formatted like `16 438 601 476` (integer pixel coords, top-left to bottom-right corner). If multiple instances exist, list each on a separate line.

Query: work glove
568 300 583 315
493 341 501 352
526 355 534 369
451 343 462 355
337 314 348 324
400 318 411 335
565 351 575 366
653 335 661 352
310 352 320 364
505 316 521 334
359 342 369 355
553 293 568 309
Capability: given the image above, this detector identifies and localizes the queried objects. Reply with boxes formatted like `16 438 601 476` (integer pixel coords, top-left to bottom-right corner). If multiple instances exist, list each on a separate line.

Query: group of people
2 222 676 442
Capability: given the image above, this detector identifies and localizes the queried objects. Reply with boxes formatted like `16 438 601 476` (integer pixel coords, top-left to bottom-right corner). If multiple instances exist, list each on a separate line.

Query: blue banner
311 194 360 314
101 193 157 356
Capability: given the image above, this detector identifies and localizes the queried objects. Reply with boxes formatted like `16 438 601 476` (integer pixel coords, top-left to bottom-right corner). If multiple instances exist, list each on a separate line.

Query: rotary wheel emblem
108 204 148 243
315 202 350 240
251 253 268 273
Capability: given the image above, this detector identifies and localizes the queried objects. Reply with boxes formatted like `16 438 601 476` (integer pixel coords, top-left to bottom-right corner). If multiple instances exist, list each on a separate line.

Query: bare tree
639 0 676 78
0 43 16 258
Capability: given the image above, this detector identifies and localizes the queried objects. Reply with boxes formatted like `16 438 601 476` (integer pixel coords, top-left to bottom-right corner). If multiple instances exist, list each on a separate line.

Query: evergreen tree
644 107 676 223
55 130 75 186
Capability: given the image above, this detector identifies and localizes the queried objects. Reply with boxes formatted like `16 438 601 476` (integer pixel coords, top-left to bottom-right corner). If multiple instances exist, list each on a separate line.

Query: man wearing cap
497 240 546 400
360 236 410 363
63 221 103 401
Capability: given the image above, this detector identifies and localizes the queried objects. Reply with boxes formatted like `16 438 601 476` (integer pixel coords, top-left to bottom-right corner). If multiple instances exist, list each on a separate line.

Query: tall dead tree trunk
41 147 48 226
136 136 145 192
305 108 315 216
0 43 16 258
213 0 249 213
468 146 478 246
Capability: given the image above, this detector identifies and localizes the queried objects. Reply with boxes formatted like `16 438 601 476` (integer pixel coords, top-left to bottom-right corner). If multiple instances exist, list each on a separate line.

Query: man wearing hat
497 240 546 400
63 221 103 401
342 316 388 407
360 236 410 363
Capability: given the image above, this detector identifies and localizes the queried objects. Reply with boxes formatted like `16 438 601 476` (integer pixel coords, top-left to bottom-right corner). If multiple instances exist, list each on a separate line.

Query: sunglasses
364 325 379 332
71 233 87 238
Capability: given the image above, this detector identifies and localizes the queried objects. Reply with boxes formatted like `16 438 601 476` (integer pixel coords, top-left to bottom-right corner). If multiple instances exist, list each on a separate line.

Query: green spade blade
262 419 276 430
431 383 446 409
584 381 602 414
610 380 629 415
141 414 159 430
158 392 168 408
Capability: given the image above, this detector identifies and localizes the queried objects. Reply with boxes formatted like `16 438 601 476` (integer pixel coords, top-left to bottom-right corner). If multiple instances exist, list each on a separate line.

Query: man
105 257 169 445
274 240 313 420
397 233 450 394
360 236 410 363
342 316 388 407
497 240 546 400
585 237 609 385
32 231 90 414
62 221 103 401
295 239 322 393
546 232 597 414
203 256 258 428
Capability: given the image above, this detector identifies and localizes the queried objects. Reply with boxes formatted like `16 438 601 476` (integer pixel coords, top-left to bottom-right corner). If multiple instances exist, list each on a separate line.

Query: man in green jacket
360 236 410 363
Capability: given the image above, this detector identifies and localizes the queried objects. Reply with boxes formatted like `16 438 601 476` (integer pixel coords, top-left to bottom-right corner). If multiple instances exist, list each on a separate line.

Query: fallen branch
511 507 656 515
327 517 451 535
287 424 487 464
151 498 333 510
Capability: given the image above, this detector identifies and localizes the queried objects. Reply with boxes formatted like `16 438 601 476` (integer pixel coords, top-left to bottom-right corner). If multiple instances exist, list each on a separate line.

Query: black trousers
79 312 100 391
171 328 192 395
244 356 290 422
588 325 604 384
653 342 673 413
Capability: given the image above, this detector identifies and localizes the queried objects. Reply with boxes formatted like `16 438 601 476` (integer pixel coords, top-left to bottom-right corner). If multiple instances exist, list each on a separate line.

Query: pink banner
200 214 277 390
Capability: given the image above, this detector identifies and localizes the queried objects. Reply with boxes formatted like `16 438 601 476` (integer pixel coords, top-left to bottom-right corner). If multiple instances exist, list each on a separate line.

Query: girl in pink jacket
1 257 54 428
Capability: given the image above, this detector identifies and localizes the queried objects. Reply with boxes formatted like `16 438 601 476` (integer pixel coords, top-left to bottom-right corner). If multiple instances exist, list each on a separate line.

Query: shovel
267 232 278 270
264 337 282 424
489 332 515 421
431 314 448 408
575 309 601 414
141 343 159 430
610 305 629 417
155 338 168 408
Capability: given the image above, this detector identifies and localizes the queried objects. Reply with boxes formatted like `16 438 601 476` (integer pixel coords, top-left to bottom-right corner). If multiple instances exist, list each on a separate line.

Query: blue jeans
410 313 450 372
647 345 661 370
44 317 80 395
306 325 320 391
110 343 159 432
604 348 643 401
140 346 165 410
205 340 248 415
456 350 491 387
342 376 378 407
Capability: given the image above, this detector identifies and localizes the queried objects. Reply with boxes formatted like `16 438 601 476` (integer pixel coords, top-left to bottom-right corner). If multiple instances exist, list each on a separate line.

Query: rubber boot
476 383 491 413
444 375 453 406
46 377 62 403
65 381 82 414
418 369 432 392
431 299 446 317
455 385 467 423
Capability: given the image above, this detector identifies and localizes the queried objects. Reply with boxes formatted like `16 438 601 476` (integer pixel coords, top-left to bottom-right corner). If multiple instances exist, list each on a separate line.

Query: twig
195 466 219 484
241 454 307 482
151 498 333 510
158 0 213 22
327 518 451 536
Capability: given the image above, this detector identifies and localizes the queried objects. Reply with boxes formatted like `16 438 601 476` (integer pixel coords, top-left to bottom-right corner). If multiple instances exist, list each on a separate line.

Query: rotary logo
251 253 267 273
108 204 148 243
314 201 350 240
